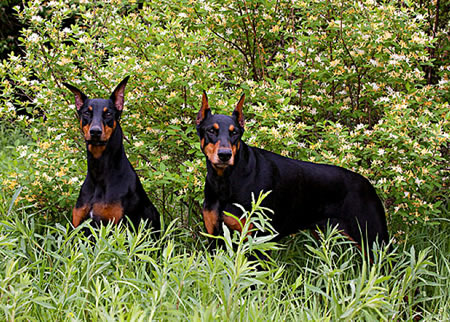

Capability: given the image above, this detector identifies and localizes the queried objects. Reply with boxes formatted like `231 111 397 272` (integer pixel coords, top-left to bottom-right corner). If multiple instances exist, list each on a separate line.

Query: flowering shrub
0 0 448 237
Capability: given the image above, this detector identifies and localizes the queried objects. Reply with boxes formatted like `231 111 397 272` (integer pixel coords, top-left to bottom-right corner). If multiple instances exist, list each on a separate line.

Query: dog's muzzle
218 148 232 162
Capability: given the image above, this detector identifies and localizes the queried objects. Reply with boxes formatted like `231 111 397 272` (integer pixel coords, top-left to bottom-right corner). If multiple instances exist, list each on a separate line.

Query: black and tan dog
64 77 160 234
196 92 389 252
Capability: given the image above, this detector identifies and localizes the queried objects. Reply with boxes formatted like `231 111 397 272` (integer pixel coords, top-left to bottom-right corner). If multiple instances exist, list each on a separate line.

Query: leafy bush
0 1 448 236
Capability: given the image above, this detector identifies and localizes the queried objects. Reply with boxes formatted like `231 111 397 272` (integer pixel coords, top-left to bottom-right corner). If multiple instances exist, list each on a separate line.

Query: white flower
439 78 449 85
378 178 387 185
392 165 403 173
5 101 15 112
369 82 379 91
31 16 43 23
411 32 427 45
68 177 80 185
29 33 40 43
369 59 379 67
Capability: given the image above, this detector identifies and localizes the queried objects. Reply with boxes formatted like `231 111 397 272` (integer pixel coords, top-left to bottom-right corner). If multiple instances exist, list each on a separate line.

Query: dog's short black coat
196 92 389 250
63 77 160 233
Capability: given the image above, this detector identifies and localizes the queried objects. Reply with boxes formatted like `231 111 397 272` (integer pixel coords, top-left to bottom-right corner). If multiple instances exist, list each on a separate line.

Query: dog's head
63 77 129 158
196 92 245 175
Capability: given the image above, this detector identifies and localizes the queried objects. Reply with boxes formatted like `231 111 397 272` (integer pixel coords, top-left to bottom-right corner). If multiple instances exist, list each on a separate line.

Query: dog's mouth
210 162 230 175
213 162 229 168
211 160 233 170
87 139 108 146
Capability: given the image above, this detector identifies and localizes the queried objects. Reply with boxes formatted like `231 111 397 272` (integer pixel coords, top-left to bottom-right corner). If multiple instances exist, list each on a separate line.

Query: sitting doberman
196 92 389 253
63 77 160 234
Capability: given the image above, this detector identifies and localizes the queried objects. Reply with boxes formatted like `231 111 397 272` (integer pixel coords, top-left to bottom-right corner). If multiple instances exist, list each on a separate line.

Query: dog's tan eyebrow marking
229 125 235 132
88 106 93 111
103 107 108 112
213 123 219 130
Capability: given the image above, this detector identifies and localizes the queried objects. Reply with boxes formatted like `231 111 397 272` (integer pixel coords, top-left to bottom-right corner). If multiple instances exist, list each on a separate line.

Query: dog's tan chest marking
92 203 123 224
72 203 123 227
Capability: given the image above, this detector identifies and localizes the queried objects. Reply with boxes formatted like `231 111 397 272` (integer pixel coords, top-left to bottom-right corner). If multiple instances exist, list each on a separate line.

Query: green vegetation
0 0 448 319
0 160 448 319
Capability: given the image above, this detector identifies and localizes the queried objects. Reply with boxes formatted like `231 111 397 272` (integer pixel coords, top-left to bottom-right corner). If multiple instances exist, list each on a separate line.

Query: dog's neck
86 124 127 181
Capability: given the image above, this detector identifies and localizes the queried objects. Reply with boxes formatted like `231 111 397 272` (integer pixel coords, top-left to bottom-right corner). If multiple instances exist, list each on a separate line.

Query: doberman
63 77 160 234
196 92 389 253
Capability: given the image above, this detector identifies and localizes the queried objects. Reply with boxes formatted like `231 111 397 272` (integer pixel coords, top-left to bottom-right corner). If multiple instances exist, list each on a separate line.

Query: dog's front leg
202 200 224 250
202 207 220 236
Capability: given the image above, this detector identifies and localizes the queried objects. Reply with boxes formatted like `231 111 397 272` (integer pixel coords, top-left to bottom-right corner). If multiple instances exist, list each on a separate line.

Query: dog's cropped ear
232 94 245 128
110 76 130 112
196 91 211 125
63 83 87 111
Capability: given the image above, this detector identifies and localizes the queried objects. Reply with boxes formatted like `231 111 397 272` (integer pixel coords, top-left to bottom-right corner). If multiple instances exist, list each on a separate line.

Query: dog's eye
104 111 112 117
82 111 91 117
230 130 238 136
207 128 216 135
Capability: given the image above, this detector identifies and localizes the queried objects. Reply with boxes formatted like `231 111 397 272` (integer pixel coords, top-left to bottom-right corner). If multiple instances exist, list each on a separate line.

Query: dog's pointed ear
196 91 211 125
232 94 245 128
110 76 130 111
63 82 87 111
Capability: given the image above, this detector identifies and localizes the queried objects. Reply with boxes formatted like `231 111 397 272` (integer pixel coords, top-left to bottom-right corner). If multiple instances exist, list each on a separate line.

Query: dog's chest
73 180 127 227
72 201 124 227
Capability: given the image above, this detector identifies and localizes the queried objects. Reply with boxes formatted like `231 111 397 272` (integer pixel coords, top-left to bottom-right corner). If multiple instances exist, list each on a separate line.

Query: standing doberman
64 77 160 234
196 92 389 252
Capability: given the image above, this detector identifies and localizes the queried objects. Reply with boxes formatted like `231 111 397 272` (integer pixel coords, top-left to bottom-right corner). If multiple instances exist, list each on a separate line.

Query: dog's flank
196 92 389 254
64 77 160 234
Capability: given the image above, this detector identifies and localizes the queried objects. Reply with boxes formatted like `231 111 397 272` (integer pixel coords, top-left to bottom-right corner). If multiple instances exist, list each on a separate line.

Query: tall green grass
0 188 448 321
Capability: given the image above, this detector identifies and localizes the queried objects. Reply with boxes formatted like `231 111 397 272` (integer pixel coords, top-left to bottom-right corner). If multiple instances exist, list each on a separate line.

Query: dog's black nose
218 149 232 162
90 125 102 138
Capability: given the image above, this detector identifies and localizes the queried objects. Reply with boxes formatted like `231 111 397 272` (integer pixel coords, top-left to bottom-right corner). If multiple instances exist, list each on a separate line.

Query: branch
237 1 258 80
39 43 63 90
193 6 250 67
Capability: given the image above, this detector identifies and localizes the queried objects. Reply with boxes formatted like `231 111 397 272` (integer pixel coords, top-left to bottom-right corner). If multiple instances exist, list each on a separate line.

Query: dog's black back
196 92 388 249
64 77 160 233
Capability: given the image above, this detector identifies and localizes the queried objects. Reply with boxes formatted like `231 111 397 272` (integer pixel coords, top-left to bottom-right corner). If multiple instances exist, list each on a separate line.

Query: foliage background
0 0 448 319
1 0 448 235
